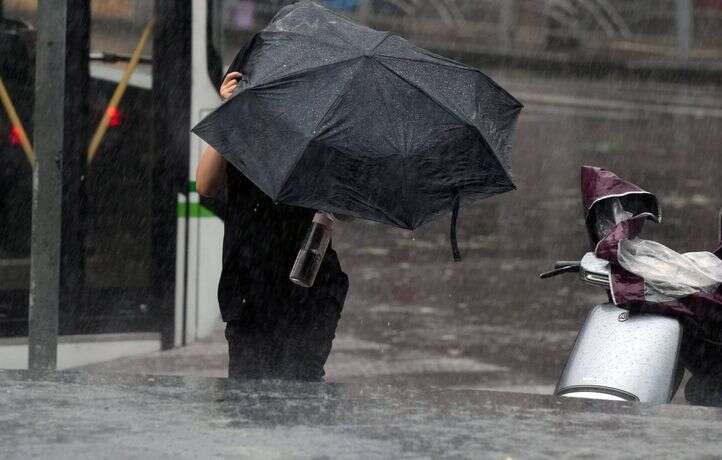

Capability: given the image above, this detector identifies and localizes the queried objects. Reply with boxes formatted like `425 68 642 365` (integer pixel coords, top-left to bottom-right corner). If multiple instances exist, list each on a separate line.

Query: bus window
83 1 157 334
90 1 154 58
0 12 35 336
0 1 161 337
2 0 37 26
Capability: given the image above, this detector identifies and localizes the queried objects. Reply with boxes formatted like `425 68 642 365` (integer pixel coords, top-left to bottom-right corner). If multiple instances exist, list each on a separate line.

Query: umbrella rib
340 183 413 229
377 54 471 71
251 56 364 90
375 55 523 110
369 32 392 54
373 59 517 188
373 38 476 70
262 30 361 54
274 57 366 201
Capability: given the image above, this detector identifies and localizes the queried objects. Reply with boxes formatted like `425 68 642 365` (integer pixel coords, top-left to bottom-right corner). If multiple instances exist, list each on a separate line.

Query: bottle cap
313 211 334 227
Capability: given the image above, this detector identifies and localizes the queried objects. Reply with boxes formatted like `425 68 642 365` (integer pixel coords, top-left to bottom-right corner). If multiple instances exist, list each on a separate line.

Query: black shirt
217 164 341 322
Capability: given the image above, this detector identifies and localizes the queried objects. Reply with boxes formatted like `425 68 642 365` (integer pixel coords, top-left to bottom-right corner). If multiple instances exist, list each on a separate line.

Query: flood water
330 70 722 391
5 47 722 394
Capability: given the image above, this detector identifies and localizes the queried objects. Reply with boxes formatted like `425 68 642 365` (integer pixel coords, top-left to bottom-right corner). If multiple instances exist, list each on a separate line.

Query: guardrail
8 0 722 64
248 0 722 58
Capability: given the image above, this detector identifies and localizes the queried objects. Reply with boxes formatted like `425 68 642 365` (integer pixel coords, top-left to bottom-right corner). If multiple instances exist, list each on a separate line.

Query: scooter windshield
581 166 660 245
590 195 659 243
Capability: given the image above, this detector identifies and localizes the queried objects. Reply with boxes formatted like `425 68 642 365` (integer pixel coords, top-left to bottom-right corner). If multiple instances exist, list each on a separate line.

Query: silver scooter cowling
555 254 683 403
552 167 682 404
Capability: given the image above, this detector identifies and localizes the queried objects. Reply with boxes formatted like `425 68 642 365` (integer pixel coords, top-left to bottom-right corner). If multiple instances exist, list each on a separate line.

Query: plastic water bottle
290 212 334 288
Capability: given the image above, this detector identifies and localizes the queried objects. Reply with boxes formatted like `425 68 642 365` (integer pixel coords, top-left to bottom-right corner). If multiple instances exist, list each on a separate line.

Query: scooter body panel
556 304 682 404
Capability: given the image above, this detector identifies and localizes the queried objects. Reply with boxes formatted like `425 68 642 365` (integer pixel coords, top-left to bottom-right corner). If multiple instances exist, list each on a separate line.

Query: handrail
89 51 153 65
86 18 154 166
0 77 34 164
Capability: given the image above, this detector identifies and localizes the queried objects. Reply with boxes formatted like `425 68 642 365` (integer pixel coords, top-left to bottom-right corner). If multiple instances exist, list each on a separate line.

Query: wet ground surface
81 71 722 404
3 7 722 405
3 13 722 454
2 369 722 459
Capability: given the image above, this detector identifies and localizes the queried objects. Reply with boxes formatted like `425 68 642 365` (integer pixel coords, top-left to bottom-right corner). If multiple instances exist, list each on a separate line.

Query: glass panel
3 0 37 26
90 0 154 57
83 0 156 331
0 0 158 335
0 1 35 335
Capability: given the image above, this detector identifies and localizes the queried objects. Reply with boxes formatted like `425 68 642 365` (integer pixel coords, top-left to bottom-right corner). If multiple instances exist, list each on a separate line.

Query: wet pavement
2 1 722 406
5 65 722 457
77 71 722 402
2 369 722 459
4 13 722 456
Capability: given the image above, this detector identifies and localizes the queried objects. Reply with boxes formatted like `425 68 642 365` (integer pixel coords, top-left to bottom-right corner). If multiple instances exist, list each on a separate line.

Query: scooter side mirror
580 252 610 287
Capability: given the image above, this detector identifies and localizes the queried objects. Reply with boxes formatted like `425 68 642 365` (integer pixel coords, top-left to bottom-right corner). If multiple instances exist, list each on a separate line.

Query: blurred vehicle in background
0 12 156 338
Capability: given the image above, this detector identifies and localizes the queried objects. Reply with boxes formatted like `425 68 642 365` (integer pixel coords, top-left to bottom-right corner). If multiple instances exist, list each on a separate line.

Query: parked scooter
541 167 722 405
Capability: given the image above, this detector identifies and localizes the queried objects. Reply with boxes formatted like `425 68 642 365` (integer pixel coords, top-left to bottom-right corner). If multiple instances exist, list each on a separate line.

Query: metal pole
29 0 68 370
59 0 89 335
675 0 694 60
154 0 190 350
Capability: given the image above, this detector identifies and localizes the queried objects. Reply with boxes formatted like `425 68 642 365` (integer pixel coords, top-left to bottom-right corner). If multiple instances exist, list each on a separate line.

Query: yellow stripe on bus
86 19 154 166
0 77 34 164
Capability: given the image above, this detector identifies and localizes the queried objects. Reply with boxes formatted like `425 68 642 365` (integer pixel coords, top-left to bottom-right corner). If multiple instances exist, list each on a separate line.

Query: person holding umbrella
194 2 521 381
194 2 521 261
196 71 349 382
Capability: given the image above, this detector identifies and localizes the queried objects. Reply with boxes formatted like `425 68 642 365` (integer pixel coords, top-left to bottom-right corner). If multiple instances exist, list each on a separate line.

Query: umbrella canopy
581 165 660 245
581 166 660 218
192 1 522 259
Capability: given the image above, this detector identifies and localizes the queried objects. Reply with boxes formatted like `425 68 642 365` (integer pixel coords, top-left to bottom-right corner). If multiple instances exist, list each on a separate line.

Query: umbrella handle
451 195 461 262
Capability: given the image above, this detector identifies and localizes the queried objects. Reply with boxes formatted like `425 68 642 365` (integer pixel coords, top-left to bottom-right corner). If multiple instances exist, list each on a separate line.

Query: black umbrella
192 1 522 260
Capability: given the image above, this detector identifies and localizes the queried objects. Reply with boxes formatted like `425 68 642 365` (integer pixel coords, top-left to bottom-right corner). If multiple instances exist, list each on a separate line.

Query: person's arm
196 146 226 197
195 72 243 197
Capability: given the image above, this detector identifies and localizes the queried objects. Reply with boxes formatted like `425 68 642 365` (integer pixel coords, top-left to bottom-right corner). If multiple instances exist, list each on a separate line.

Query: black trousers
225 267 349 382
682 322 722 406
